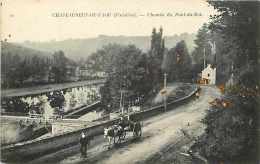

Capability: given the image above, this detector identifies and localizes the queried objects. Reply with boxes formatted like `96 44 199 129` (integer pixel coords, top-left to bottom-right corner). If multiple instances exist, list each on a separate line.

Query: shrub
192 92 258 161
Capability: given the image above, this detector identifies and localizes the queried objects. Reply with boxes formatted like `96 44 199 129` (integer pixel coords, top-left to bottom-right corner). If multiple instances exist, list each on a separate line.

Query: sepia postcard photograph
0 0 259 163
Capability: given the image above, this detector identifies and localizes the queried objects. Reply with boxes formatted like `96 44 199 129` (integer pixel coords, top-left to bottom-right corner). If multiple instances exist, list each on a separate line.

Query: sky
1 0 216 42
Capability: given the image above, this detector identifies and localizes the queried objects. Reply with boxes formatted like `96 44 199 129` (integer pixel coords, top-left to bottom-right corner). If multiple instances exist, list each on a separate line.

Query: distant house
48 66 55 82
65 65 79 82
65 65 75 77
77 66 107 80
94 71 107 78
78 67 93 79
201 64 216 85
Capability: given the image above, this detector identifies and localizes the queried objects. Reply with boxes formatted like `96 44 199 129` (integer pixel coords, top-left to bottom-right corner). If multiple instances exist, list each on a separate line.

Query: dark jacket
80 136 87 145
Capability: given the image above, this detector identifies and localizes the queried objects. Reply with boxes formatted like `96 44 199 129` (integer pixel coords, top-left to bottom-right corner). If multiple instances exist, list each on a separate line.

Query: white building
201 64 216 85
94 71 107 78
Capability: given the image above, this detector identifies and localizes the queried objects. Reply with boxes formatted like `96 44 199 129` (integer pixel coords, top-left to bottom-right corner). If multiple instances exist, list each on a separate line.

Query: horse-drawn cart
104 116 142 149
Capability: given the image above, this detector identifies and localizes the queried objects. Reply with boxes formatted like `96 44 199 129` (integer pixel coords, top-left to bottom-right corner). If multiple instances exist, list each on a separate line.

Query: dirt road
28 86 220 164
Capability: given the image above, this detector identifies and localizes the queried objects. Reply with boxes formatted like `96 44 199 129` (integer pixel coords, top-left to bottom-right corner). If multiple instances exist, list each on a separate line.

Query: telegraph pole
164 73 167 112
203 48 206 69
120 90 124 114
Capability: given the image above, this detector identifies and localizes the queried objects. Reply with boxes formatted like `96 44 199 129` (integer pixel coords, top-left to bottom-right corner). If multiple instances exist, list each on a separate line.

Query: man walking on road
80 131 88 157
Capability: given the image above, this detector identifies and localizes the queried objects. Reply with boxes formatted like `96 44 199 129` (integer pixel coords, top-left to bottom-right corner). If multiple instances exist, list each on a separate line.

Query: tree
192 24 233 84
208 1 259 87
17 59 32 84
192 2 260 162
150 27 165 61
1 52 13 88
165 40 192 82
51 51 68 83
87 44 123 73
31 55 47 82
97 45 152 111
192 24 213 68
148 27 165 88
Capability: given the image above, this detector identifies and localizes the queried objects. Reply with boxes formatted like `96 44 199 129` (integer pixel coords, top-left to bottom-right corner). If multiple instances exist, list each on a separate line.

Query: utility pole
164 73 167 89
164 73 167 112
209 40 216 65
120 90 124 114
231 61 234 86
203 48 206 69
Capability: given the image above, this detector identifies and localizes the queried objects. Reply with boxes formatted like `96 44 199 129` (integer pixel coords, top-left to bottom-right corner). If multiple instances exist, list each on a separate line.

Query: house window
208 73 210 77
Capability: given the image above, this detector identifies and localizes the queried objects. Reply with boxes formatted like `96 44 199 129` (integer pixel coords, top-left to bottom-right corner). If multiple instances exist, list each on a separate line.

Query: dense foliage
95 28 197 112
164 40 192 82
192 23 212 67
148 27 165 87
1 42 75 88
96 28 169 112
192 1 260 162
96 44 152 111
193 91 258 161
191 23 232 85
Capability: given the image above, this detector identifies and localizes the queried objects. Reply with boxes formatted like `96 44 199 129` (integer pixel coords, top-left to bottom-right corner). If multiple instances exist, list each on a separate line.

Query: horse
118 116 142 138
104 125 124 149
128 121 142 137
